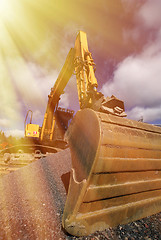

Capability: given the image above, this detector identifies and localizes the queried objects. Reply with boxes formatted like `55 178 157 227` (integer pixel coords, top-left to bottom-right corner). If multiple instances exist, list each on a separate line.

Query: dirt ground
0 149 160 240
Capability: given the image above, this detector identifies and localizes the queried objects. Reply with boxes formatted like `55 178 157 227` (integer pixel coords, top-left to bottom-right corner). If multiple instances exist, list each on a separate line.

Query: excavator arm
40 48 75 141
74 31 98 108
74 31 126 116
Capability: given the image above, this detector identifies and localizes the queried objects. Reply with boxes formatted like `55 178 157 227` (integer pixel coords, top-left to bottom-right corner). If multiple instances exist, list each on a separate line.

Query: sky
0 0 161 137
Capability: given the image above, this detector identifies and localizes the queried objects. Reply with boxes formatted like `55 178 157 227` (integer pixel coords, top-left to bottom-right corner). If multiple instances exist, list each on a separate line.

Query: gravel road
0 149 160 240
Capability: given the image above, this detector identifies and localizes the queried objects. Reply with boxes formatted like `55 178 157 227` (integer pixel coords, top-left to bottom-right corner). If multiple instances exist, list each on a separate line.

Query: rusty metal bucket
62 108 161 236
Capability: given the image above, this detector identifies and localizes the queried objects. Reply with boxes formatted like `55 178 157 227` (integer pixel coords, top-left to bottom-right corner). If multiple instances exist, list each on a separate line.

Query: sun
0 0 7 6
0 0 13 21
0 0 9 11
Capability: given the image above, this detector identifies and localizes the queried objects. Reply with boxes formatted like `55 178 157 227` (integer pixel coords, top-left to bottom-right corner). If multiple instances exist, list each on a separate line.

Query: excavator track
62 108 161 236
0 143 64 177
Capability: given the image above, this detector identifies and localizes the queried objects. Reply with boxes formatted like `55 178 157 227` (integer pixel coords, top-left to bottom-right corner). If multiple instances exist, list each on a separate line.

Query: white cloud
101 2 161 123
4 129 24 138
123 28 140 43
0 22 82 135
32 109 44 123
10 59 58 110
126 105 161 123
0 119 10 128
24 109 45 127
137 0 161 29
101 51 161 109
0 59 22 128
121 0 136 11
59 93 70 109
0 57 60 132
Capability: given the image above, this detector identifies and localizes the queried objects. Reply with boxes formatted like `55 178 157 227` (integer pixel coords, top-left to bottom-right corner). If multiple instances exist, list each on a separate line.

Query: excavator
0 47 76 165
24 31 126 150
24 47 76 153
24 107 74 151
26 30 161 236
1 31 161 236
59 31 161 236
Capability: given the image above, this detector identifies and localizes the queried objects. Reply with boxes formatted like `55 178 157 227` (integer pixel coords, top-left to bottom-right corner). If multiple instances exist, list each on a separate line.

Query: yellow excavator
24 107 74 152
26 30 161 236
1 39 76 166
24 31 125 153
25 32 125 144
24 48 75 152
18 31 161 236
2 31 161 236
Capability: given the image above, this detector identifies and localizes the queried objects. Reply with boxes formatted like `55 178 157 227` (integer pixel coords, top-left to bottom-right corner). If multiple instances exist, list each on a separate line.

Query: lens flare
0 0 12 21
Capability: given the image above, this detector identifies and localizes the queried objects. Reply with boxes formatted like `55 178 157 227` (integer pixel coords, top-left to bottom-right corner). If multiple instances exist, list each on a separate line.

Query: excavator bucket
62 108 161 236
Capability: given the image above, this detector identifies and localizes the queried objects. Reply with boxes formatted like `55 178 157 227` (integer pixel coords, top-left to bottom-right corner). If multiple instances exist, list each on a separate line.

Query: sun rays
1 0 158 135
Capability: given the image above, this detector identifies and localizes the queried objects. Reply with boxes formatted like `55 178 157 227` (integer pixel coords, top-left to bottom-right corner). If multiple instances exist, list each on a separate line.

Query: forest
0 130 24 150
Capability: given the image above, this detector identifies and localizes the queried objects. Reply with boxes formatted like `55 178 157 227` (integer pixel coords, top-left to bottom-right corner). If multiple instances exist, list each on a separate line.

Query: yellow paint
25 123 40 138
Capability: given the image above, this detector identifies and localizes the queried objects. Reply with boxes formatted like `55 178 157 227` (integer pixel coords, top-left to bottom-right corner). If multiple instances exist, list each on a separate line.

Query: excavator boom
74 31 126 116
40 48 75 141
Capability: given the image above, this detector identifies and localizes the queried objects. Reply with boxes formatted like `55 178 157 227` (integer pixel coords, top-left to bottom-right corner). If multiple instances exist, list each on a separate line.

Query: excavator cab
24 110 40 138
25 123 40 138
24 107 74 145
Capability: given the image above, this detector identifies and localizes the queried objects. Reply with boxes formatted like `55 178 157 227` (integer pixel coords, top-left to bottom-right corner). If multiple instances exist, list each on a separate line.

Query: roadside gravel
0 149 160 240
